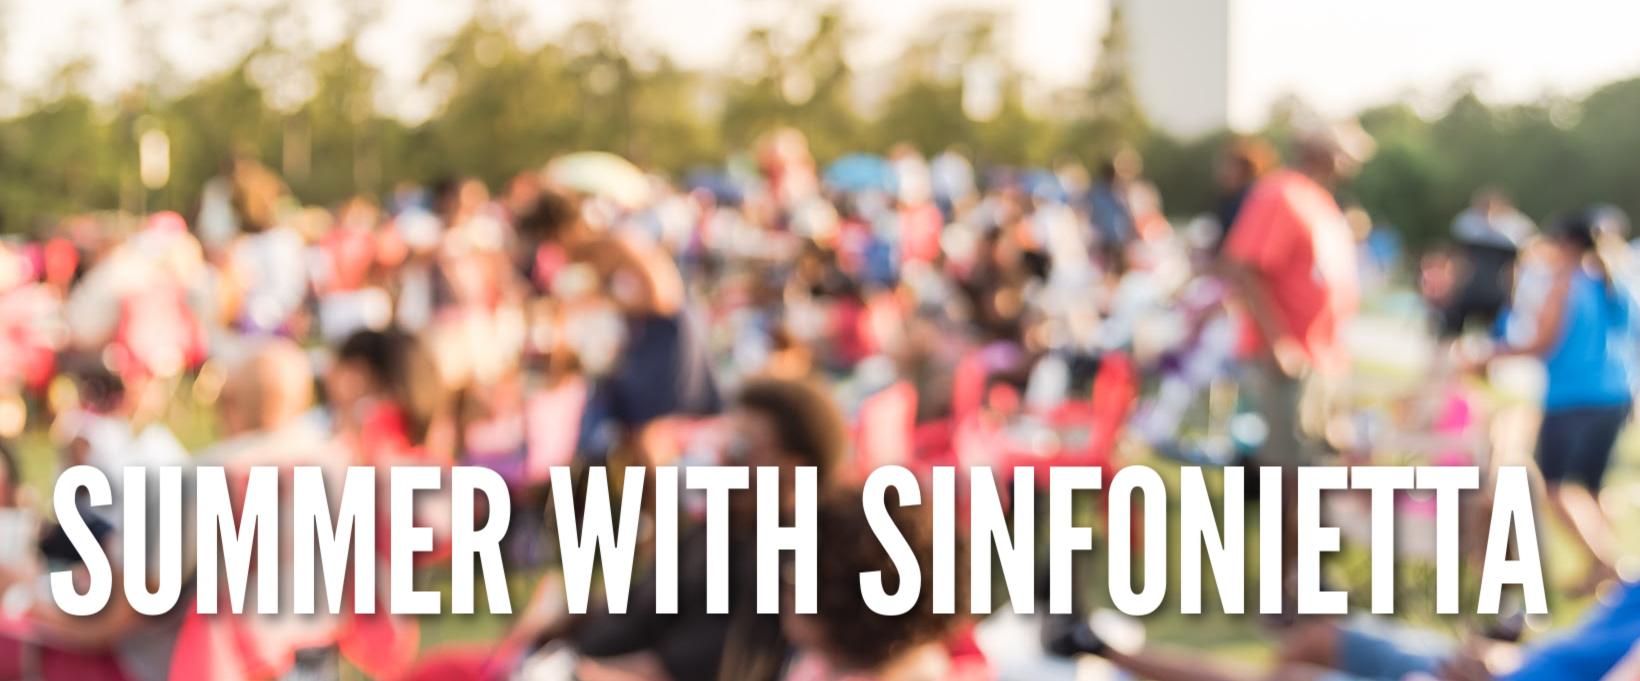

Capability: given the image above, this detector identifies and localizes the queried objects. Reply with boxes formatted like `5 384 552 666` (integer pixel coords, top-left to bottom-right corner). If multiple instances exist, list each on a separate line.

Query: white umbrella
543 151 652 209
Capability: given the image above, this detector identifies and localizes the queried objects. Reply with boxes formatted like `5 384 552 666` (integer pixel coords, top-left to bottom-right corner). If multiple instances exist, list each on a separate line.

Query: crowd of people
0 117 1637 681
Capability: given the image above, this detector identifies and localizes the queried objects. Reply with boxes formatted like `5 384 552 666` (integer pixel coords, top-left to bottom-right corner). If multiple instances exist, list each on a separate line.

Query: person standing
1085 147 1164 266
1442 188 1536 338
1221 121 1373 606
492 377 849 681
515 190 719 463
1478 209 1636 595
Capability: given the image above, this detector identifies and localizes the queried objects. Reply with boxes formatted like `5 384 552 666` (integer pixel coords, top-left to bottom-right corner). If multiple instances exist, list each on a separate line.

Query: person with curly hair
780 488 969 681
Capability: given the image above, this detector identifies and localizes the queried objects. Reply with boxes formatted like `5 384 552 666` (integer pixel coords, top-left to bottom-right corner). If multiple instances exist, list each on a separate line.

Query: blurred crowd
1 119 1639 681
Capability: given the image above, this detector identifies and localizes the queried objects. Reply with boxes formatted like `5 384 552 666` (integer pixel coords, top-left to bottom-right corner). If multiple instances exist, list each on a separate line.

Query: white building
1121 0 1239 138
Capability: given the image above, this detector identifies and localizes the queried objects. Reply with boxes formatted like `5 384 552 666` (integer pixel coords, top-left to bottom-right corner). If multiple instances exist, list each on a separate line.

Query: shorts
1321 618 1448 681
1536 404 1631 490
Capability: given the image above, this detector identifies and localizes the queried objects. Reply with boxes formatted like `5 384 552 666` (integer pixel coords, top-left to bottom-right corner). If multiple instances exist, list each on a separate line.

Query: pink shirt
1224 170 1358 375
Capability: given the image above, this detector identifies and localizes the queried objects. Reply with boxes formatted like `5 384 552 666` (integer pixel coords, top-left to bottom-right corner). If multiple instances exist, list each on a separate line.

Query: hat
1296 117 1377 166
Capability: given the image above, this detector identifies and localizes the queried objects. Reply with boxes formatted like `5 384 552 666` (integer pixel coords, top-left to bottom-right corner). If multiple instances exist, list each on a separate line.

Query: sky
5 0 1640 127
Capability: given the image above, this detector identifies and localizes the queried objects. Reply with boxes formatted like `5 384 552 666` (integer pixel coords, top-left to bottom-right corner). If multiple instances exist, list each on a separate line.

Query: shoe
1041 614 1109 658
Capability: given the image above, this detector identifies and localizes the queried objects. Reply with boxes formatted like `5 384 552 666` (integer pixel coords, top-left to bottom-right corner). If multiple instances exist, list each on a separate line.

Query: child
325 329 451 465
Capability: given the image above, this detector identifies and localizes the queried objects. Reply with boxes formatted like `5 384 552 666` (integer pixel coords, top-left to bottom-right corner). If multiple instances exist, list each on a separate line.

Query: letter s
51 466 114 615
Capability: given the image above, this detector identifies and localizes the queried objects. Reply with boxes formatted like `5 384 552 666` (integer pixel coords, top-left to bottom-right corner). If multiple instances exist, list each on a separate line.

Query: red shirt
1224 170 1358 375
899 202 944 265
318 227 376 293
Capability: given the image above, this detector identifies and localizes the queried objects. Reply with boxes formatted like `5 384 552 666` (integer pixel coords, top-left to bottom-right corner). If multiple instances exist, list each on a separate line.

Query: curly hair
735 378 848 479
335 329 444 445
808 487 962 671
517 189 583 244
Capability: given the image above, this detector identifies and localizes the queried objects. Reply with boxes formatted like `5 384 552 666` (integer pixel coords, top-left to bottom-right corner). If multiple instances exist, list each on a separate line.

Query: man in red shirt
1222 121 1373 609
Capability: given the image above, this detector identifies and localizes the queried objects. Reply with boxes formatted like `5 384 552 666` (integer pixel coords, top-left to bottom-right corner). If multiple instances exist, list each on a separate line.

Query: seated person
0 514 179 681
781 488 971 681
1059 580 1640 681
505 377 849 681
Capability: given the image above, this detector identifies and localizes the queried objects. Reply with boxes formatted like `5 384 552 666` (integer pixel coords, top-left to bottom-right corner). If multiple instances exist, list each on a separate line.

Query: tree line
1 2 1638 253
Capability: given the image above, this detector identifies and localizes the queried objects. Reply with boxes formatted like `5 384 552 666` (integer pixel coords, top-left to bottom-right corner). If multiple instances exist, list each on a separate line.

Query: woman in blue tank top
1485 208 1636 595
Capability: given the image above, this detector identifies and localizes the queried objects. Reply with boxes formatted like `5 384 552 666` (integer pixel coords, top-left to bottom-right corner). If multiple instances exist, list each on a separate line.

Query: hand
1450 342 1494 376
1454 354 1485 376
1270 337 1309 378
1437 651 1495 681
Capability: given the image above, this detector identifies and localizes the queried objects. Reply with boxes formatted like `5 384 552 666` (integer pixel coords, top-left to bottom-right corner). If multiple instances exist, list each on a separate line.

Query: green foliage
1351 139 1448 250
0 96 125 231
1341 78 1640 252
1140 132 1231 219
1063 3 1148 166
3 4 1640 253
720 9 862 163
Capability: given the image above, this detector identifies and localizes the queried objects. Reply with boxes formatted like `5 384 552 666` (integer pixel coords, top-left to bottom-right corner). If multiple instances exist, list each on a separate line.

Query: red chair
524 377 588 482
854 380 917 481
950 351 989 423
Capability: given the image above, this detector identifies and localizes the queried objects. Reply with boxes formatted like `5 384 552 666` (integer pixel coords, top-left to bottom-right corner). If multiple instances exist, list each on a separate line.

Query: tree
1062 2 1148 166
412 17 583 186
720 6 861 162
9 0 1640 259
0 89 124 232
1352 139 1448 250
874 8 1057 165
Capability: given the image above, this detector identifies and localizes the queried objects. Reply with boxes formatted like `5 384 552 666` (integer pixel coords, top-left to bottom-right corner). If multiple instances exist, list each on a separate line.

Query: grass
13 331 1640 673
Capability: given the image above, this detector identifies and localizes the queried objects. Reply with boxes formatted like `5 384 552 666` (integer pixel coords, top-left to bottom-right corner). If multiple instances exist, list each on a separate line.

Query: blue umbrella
683 169 745 205
823 154 896 194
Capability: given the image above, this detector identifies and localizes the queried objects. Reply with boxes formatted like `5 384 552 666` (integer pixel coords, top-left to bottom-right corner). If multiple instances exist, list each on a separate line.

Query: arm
575 653 675 681
1601 640 1640 681
1491 268 1571 361
581 235 684 318
1218 181 1309 376
26 566 148 651
1101 645 1266 681
1222 258 1285 352
1222 257 1307 376
503 571 577 649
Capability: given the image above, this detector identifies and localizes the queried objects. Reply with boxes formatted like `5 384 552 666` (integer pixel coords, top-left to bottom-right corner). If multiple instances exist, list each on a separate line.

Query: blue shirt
1085 184 1135 247
1507 581 1640 680
1543 271 1637 410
